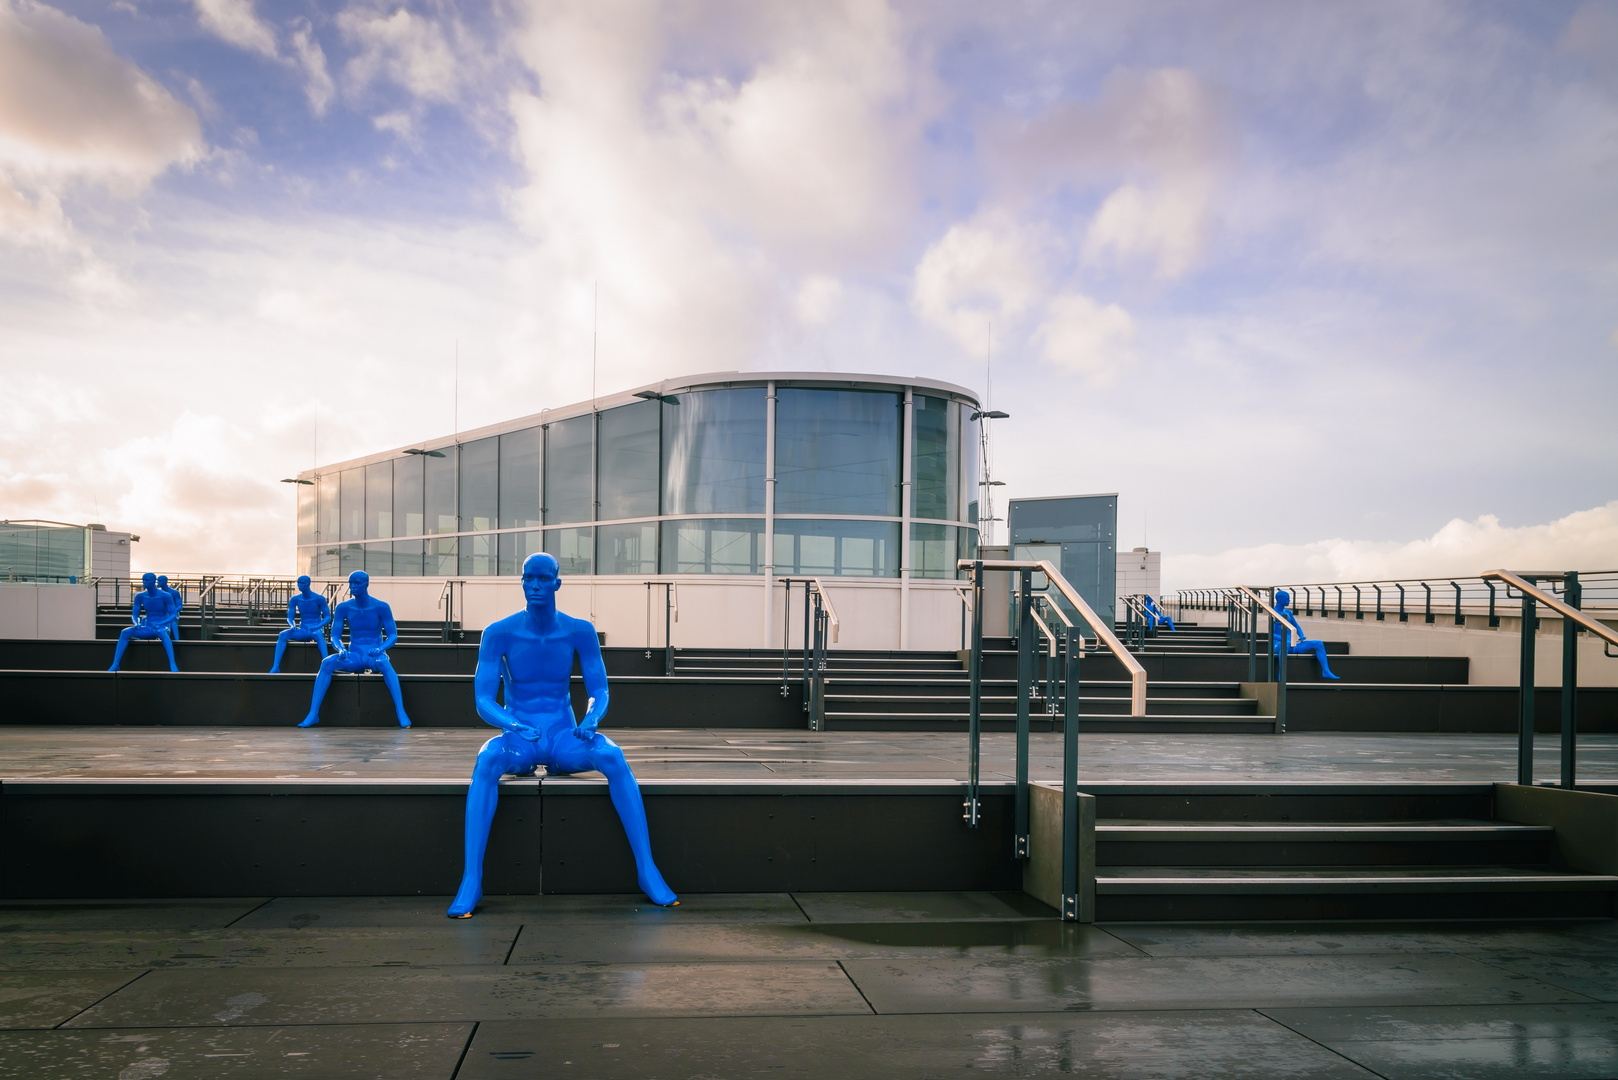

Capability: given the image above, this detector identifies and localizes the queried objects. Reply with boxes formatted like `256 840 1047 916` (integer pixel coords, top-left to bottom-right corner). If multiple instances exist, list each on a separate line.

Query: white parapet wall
0 585 96 639
1117 549 1161 607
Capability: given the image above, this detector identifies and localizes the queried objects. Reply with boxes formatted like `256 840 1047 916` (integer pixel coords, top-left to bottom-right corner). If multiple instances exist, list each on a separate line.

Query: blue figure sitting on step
108 572 178 672
1142 594 1176 632
271 576 332 673
156 574 183 642
1273 589 1341 680
297 570 411 728
448 552 676 918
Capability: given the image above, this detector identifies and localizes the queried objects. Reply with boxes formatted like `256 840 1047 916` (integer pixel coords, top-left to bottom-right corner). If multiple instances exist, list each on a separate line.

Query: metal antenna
592 281 598 405
454 339 459 435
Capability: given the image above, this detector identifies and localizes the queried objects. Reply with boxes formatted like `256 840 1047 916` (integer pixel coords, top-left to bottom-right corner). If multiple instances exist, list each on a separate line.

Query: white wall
1117 549 1161 605
0 585 96 639
91 530 132 577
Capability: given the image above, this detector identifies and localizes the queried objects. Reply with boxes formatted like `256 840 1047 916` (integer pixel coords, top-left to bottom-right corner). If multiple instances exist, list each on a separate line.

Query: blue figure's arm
573 621 609 742
375 604 398 656
129 594 142 626
316 595 332 629
472 627 540 739
330 605 349 654
285 596 298 629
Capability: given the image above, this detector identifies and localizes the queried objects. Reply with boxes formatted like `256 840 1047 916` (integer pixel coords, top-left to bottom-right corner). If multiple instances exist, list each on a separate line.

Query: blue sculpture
108 572 178 672
156 574 183 642
1273 589 1341 680
271 575 332 673
448 552 676 917
1142 594 1176 632
297 570 411 727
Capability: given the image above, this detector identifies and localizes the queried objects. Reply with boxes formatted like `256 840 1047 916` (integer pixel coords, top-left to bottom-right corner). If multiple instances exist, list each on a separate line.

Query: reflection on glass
300 547 317 577
394 454 424 538
425 448 457 534
365 541 391 576
499 428 541 529
775 388 901 516
459 532 495 576
545 414 594 524
662 388 766 514
598 400 660 520
296 481 316 547
773 519 898 577
340 468 365 542
912 396 960 521
910 523 957 579
661 518 764 574
314 546 339 577
459 436 498 533
544 526 593 574
317 473 339 542
365 460 392 539
498 530 541 576
339 542 365 574
959 524 978 566
963 409 980 528
392 538 424 576
597 521 657 574
427 535 457 576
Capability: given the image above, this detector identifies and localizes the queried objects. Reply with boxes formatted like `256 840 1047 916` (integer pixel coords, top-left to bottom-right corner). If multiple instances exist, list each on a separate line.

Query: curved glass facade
298 376 977 579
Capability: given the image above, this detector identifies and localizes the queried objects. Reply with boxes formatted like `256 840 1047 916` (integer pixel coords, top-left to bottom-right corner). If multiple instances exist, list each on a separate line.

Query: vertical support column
1247 596 1258 684
965 560 984 829
1276 613 1288 734
1061 624 1090 922
900 387 913 650
1562 572 1580 790
1518 579 1537 787
762 382 776 646
1014 568 1033 860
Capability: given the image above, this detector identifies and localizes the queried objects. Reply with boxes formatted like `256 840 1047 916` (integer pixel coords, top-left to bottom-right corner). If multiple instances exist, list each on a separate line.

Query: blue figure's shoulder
558 611 598 642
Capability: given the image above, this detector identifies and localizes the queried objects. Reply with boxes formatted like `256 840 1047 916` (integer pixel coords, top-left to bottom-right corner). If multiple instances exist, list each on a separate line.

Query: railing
957 557 1148 922
778 578 839 729
645 580 678 676
1119 594 1157 650
1232 585 1303 731
1482 570 1618 790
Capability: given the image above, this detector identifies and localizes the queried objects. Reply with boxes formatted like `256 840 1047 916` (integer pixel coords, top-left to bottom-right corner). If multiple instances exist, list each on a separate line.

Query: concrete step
1096 819 1556 866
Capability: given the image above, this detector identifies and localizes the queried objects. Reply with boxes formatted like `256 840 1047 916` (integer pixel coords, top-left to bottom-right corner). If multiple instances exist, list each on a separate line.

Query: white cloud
289 17 335 116
339 4 463 103
191 0 276 59
1166 502 1618 590
1034 292 1136 385
793 275 842 325
911 210 1043 353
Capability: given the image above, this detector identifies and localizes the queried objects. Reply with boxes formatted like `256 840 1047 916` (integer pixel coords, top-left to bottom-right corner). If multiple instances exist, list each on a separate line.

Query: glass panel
775 388 901 515
392 538 423 576
364 541 392 576
909 523 957 579
958 525 978 568
662 388 767 514
426 535 457 576
499 427 542 529
459 532 496 576
597 400 660 520
459 436 498 533
424 448 457 534
912 396 960 521
772 519 898 577
364 461 392 539
660 518 764 574
963 408 980 527
498 530 541 576
316 472 339 543
314 545 339 577
299 547 316 577
543 526 594 574
339 542 365 574
339 469 364 541
545 414 594 524
394 455 425 538
296 481 316 547
597 521 657 575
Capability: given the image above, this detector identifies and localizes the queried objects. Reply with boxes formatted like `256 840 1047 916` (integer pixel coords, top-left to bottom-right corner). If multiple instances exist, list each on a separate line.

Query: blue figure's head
1276 589 1292 609
142 571 156 591
157 574 169 589
522 552 561 610
297 575 312 594
348 570 369 599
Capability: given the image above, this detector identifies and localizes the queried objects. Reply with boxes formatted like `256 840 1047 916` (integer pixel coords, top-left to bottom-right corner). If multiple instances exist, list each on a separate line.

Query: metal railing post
1452 581 1464 626
1247 596 1258 683
664 584 674 677
781 578 791 698
1061 623 1082 921
1518 579 1537 786
1277 614 1288 733
1562 572 1580 789
964 560 984 828
1014 568 1033 860
1422 582 1433 624
801 580 811 712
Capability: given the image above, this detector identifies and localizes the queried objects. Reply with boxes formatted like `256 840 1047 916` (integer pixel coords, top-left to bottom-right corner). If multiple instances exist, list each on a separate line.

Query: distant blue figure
1142 594 1176 632
448 552 675 918
270 576 332 673
1273 589 1341 680
155 574 183 643
297 571 411 727
108 572 178 673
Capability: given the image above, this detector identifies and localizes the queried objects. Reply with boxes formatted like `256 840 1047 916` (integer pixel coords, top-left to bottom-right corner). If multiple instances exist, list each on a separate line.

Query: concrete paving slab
0 900 270 932
1470 948 1618 1002
0 1022 473 1078
231 893 805 928
0 927 519 971
840 953 1595 1014
0 971 146 1030
792 891 1053 923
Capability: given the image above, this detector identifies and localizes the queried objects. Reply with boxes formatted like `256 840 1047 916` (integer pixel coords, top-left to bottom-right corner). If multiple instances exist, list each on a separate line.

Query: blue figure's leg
299 655 340 726
449 737 521 917
1293 640 1341 680
158 629 177 673
1162 617 1176 632
315 632 330 659
108 627 137 672
374 656 411 727
556 735 677 906
271 629 293 674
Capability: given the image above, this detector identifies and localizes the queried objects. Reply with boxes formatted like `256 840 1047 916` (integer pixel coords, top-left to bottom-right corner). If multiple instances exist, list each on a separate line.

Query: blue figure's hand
574 696 600 742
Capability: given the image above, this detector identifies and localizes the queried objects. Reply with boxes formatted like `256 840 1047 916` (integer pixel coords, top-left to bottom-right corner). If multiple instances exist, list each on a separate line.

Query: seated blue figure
108 572 178 672
1273 589 1341 680
271 576 332 673
448 552 676 917
1142 594 1176 632
297 570 411 727
155 575 183 642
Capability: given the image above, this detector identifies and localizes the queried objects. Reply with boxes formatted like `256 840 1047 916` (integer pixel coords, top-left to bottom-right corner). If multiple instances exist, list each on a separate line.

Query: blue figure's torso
132 589 174 627
290 592 330 629
335 597 394 653
486 609 595 728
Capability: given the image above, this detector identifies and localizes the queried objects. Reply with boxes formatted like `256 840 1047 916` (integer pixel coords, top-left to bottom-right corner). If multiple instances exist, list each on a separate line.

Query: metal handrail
961 558 1146 716
1233 585 1303 648
1483 570 1618 651
808 578 839 644
1030 608 1057 657
1036 593 1073 628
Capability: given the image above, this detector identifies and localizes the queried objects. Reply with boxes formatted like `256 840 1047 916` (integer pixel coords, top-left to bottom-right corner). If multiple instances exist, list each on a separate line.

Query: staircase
95 604 470 645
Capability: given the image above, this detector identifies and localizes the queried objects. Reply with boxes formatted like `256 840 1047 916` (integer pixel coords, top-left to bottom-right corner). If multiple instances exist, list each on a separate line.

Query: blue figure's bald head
521 551 561 610
522 552 558 577
1276 589 1291 608
142 571 156 588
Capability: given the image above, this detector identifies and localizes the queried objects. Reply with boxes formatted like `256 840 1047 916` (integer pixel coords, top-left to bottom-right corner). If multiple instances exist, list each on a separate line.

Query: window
910 523 975 579
662 388 766 514
544 526 593 574
424 448 457 534
339 542 365 574
963 408 980 528
661 518 764 574
912 396 960 521
597 522 657 574
392 539 423 576
317 473 339 542
427 536 457 576
364 542 392 577
394 455 425 538
296 482 316 547
773 519 899 577
545 415 594 524
498 530 541 576
598 400 660 520
499 428 542 529
340 468 365 542
365 461 392 539
459 437 498 533
774 388 901 516
459 532 495 576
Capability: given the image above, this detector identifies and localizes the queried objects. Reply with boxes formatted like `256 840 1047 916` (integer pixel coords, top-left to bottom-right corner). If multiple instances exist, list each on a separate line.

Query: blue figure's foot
107 666 118 673
1322 671 1342 681
397 713 411 728
447 881 480 918
269 666 280 674
298 715 320 727
639 865 678 907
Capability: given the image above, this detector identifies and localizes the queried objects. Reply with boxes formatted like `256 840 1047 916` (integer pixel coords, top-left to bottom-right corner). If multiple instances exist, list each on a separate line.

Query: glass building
296 374 981 584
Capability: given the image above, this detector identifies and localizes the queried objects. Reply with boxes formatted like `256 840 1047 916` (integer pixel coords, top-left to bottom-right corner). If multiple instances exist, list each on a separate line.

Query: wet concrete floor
1 893 1615 1078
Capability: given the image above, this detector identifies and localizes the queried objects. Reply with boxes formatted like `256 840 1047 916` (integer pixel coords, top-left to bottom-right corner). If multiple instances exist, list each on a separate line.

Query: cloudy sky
1 0 1614 585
